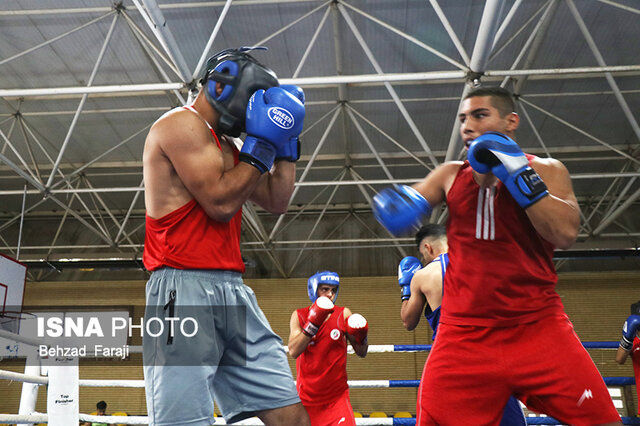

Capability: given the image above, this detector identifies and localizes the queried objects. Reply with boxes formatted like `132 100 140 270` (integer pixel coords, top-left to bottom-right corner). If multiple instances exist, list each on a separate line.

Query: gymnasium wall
0 271 637 418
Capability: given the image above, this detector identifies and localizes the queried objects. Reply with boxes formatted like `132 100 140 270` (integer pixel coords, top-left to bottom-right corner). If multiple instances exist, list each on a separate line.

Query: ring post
46 356 79 426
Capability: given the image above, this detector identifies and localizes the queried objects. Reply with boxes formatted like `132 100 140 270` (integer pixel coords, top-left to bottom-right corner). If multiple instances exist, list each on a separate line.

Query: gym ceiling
1 0 639 281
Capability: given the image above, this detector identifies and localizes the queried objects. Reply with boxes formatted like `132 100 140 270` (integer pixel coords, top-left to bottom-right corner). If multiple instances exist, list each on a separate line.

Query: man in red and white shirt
288 271 369 426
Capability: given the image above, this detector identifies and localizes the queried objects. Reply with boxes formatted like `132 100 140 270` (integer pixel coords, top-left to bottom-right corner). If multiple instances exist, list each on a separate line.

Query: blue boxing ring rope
0 335 637 425
348 342 639 425
386 341 621 352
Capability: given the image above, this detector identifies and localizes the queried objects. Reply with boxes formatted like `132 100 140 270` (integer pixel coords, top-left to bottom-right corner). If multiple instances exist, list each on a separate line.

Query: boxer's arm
151 111 262 222
373 162 461 235
249 160 296 214
525 158 580 249
412 161 464 206
287 310 312 359
615 345 630 364
401 264 441 331
344 308 368 358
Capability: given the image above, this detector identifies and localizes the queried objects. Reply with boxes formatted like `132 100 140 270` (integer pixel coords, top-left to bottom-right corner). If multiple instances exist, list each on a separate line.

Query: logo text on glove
268 107 294 129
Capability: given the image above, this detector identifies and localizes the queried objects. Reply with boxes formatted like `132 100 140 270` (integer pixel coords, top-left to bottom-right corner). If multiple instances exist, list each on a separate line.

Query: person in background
81 400 107 426
288 271 369 426
397 224 526 425
615 300 640 416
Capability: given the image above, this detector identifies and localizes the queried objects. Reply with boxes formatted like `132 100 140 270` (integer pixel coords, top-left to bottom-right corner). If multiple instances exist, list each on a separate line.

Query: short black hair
97 401 107 411
464 86 515 117
631 300 640 316
415 224 447 247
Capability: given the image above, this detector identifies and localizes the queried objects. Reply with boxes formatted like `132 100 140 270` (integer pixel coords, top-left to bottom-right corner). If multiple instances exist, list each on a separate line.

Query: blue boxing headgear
307 271 340 303
202 46 279 137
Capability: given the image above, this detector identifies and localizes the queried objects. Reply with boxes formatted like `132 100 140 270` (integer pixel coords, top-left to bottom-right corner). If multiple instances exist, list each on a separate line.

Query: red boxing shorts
303 389 356 426
417 314 620 426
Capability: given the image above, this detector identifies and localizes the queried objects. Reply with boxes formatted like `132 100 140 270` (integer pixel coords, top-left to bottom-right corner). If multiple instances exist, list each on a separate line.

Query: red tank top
296 306 348 405
441 158 563 327
143 107 245 272
632 337 640 415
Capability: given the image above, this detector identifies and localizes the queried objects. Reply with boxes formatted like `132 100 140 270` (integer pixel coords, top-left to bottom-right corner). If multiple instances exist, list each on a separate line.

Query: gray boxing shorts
143 268 300 425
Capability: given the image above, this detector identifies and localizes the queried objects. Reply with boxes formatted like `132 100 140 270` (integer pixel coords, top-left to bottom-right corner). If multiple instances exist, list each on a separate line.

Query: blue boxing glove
373 185 432 235
467 132 549 208
398 256 422 301
241 86 306 173
620 314 640 351
275 84 305 162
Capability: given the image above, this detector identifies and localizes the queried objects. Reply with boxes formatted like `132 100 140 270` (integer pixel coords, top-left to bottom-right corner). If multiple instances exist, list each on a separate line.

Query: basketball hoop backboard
0 253 27 334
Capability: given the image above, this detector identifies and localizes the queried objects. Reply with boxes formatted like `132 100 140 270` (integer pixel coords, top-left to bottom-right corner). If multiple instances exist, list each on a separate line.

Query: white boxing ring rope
0 329 638 426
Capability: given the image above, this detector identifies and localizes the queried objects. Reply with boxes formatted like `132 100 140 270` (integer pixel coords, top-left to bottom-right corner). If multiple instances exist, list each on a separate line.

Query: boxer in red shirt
288 271 369 426
373 86 621 425
143 47 308 426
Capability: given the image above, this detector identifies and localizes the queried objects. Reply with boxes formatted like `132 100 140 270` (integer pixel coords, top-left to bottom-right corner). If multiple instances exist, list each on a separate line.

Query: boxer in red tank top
143 48 308 426
288 271 369 426
373 87 620 425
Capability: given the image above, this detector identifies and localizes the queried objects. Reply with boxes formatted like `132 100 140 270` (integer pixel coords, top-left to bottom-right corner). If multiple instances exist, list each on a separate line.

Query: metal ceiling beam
592 186 640 236
488 0 550 64
342 1 467 71
0 125 40 183
4 86 640 115
469 0 505 73
517 101 551 158
49 125 150 192
518 97 640 166
0 12 115 67
330 1 347 105
0 171 639 196
567 0 640 144
115 179 145 245
0 142 635 177
82 178 139 248
501 0 558 89
269 106 342 240
293 5 331 78
241 203 288 278
346 105 431 170
346 109 394 180
337 2 439 168
596 0 640 15
11 247 640 261
348 168 408 259
121 11 180 75
490 0 524 53
45 13 119 189
428 0 470 66
0 149 114 246
269 175 341 241
132 0 192 83
444 0 505 162
287 169 347 275
3 64 640 98
254 1 331 49
121 11 184 101
0 1 386 17
192 0 233 80
512 0 560 94
16 117 128 246
583 162 632 227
